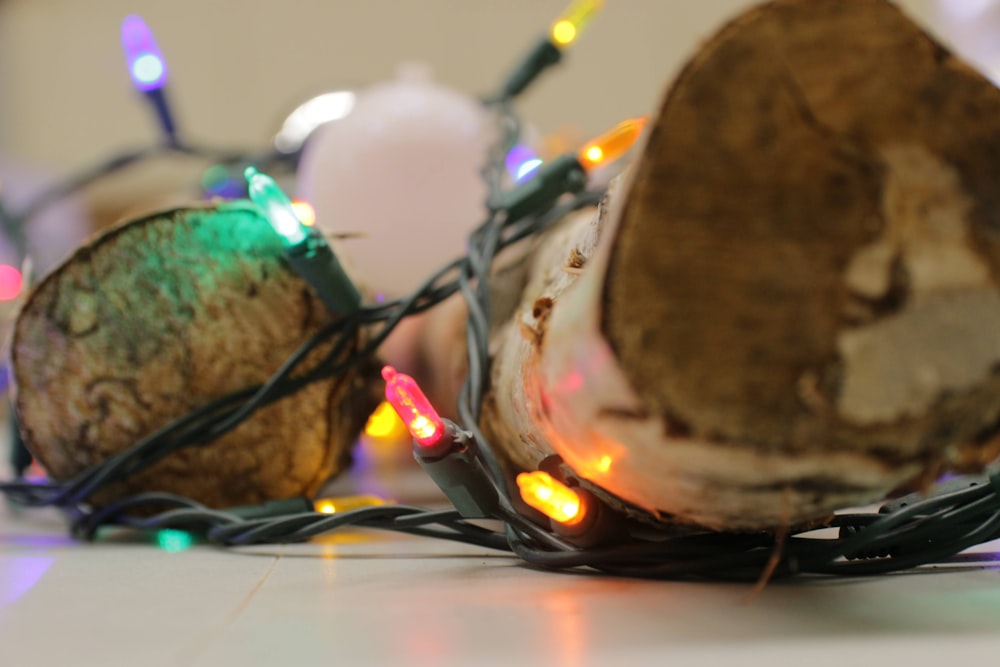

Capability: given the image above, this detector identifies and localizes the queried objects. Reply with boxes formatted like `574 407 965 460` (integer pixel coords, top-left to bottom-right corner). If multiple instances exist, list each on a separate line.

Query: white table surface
3 453 1000 667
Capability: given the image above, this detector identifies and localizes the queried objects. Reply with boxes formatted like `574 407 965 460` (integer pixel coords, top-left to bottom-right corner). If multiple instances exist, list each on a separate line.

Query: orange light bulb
577 117 648 171
517 471 586 526
381 366 445 448
314 495 389 514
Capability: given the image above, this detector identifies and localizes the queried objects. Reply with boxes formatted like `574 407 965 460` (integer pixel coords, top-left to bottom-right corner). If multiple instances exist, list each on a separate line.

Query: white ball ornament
297 64 494 298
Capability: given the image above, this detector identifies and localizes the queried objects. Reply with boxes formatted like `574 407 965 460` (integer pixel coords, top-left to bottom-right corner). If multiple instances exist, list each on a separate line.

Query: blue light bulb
121 15 168 92
132 54 164 87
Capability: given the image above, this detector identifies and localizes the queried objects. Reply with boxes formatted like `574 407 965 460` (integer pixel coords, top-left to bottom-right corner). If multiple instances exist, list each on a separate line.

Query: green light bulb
244 166 308 246
156 529 194 553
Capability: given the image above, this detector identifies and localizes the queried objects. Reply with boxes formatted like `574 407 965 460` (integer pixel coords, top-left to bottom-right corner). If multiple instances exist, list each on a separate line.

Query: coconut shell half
11 202 381 508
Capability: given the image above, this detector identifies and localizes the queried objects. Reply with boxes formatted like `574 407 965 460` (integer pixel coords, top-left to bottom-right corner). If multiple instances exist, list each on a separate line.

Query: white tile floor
3 448 1000 667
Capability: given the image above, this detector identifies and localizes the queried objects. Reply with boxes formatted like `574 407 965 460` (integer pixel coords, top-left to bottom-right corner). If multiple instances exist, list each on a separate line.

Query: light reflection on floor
0 555 55 605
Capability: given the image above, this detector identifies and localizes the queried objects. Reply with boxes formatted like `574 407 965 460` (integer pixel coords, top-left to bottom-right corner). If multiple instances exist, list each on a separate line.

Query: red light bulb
0 265 23 302
381 366 445 448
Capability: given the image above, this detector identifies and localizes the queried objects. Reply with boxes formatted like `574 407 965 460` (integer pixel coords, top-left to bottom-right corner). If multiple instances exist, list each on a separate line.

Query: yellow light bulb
315 499 338 514
365 401 405 439
551 20 577 46
314 495 389 514
517 471 585 526
549 0 604 48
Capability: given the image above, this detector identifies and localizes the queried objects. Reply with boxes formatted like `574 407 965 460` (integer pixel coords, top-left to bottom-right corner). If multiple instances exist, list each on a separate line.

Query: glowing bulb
365 400 407 439
0 265 23 302
121 15 168 92
506 145 537 179
315 500 337 514
132 54 165 86
244 167 309 246
516 159 544 182
507 145 544 183
551 21 577 46
314 495 388 514
291 200 316 227
577 117 648 171
156 529 194 553
409 415 437 440
517 471 585 526
550 0 604 48
381 366 445 448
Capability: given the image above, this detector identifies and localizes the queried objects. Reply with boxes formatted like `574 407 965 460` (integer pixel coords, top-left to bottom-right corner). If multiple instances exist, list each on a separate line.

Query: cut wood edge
481 0 1000 530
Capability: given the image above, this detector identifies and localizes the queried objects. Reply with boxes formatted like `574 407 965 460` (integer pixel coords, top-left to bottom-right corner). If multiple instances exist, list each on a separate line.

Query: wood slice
11 202 381 508
476 0 1000 530
608 0 1000 459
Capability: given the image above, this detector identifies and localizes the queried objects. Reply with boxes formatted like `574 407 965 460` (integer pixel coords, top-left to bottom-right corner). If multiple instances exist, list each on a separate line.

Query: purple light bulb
505 144 543 183
121 15 167 92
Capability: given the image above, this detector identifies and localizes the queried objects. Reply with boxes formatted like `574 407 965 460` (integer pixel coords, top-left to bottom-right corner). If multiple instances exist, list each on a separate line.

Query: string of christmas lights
2 3 1000 581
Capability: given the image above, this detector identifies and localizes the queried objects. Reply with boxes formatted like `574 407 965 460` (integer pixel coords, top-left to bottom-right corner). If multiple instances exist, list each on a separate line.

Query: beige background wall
0 1 948 171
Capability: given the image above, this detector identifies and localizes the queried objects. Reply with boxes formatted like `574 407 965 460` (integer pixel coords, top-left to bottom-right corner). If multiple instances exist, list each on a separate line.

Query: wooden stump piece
12 202 381 507
478 0 1000 530
607 0 1000 454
